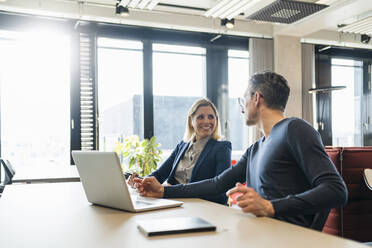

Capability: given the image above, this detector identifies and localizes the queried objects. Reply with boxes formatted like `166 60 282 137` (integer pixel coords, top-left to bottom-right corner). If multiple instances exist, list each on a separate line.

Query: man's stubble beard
245 111 258 126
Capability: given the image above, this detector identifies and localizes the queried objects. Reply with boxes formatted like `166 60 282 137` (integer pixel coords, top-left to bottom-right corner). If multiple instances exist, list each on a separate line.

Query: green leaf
115 135 163 177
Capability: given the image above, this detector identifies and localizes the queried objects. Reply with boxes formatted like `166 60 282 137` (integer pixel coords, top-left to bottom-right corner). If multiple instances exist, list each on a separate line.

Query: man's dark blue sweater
163 118 348 229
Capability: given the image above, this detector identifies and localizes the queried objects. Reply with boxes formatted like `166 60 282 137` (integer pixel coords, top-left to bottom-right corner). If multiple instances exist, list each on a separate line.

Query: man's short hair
249 71 290 112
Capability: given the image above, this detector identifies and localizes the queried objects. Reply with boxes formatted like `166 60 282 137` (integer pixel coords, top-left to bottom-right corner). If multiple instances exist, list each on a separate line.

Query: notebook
137 217 216 236
72 151 183 212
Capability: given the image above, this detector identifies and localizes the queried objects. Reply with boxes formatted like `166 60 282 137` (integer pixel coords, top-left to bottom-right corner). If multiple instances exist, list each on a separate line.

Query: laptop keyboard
135 200 153 206
137 196 159 202
134 197 161 207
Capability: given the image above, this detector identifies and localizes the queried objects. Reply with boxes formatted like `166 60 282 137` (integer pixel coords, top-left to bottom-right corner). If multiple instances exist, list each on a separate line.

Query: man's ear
253 92 260 107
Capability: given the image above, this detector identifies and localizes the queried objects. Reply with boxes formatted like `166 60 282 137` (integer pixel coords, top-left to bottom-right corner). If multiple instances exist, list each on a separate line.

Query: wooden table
0 182 368 248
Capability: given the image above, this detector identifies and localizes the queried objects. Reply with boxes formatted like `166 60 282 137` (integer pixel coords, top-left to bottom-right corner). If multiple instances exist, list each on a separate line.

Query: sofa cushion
325 147 342 171
323 147 372 242
322 208 341 236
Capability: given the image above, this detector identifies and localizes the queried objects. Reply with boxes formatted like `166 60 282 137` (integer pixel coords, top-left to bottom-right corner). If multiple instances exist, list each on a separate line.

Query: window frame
94 23 248 144
0 12 249 169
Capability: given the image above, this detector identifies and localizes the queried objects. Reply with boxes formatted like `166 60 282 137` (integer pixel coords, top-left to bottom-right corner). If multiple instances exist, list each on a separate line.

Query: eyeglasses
238 93 264 108
238 97 246 108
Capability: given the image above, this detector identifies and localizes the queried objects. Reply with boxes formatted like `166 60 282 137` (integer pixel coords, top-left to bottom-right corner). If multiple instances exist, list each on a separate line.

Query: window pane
97 37 144 151
332 59 356 66
0 30 70 167
153 44 206 150
228 49 249 58
98 37 143 49
153 43 206 55
331 58 363 146
228 49 250 151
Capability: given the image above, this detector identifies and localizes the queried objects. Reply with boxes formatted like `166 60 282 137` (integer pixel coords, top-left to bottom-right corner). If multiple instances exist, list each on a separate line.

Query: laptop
72 151 183 212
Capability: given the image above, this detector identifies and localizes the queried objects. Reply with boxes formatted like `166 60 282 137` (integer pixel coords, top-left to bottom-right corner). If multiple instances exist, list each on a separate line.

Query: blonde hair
183 98 221 142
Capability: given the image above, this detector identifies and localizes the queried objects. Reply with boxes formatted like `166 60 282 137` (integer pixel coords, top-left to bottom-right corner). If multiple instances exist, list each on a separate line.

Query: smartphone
124 172 143 180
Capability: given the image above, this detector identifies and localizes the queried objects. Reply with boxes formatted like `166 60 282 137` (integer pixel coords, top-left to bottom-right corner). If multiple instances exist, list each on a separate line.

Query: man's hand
226 183 275 217
133 177 164 198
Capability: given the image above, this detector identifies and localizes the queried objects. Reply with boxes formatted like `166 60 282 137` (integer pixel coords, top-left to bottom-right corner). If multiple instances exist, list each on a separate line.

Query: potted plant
115 135 163 177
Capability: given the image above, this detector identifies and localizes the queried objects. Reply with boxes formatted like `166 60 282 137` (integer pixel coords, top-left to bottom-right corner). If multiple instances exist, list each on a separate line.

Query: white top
174 136 210 184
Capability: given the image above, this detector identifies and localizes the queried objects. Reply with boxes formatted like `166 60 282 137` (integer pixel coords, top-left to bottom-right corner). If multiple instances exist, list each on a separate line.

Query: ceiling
0 0 372 48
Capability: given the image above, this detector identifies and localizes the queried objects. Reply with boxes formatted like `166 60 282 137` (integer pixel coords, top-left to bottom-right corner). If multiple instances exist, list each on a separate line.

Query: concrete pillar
274 35 302 118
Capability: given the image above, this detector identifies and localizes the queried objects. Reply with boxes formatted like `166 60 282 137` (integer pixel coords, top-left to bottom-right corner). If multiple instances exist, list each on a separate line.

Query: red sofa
323 147 372 242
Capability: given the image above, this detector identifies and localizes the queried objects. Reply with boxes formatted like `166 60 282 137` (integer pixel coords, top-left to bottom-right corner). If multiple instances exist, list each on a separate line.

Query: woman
129 98 231 204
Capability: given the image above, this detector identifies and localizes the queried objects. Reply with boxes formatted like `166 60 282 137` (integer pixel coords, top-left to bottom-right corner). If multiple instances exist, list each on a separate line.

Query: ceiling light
338 16 372 35
212 0 241 18
138 0 152 9
205 0 230 18
116 1 129 17
315 0 338 4
205 0 245 19
227 0 262 20
205 0 266 20
221 18 235 29
128 0 140 8
219 0 253 19
119 0 131 7
146 0 160 10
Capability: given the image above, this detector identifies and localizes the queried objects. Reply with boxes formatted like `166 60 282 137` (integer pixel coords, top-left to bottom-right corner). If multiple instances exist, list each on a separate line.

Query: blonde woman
130 98 231 204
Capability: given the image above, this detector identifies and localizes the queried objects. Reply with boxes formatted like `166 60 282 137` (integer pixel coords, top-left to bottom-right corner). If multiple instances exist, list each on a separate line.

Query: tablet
137 217 216 236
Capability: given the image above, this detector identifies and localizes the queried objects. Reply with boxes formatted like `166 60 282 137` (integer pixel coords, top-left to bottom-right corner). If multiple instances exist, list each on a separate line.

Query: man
135 71 348 230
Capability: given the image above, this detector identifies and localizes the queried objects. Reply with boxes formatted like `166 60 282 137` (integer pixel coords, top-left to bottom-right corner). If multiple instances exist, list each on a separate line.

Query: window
152 44 206 151
228 50 251 152
97 37 144 151
0 29 70 167
331 58 363 146
0 13 250 180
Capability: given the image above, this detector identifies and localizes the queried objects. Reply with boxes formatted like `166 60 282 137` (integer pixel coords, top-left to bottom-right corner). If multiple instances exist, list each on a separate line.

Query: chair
363 169 372 190
0 158 16 197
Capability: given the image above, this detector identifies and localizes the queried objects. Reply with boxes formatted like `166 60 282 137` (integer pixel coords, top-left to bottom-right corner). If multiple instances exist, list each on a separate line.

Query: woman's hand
128 172 140 188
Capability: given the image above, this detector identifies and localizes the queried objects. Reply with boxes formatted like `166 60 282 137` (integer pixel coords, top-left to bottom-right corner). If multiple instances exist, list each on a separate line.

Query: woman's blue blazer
149 139 232 204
